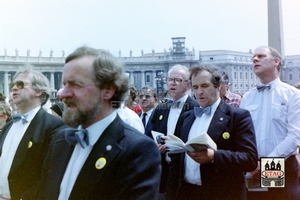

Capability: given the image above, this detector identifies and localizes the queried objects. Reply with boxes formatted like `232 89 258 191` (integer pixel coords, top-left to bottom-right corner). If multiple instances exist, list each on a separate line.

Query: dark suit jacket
137 111 154 138
0 107 65 200
151 96 199 193
39 115 161 200
166 101 258 200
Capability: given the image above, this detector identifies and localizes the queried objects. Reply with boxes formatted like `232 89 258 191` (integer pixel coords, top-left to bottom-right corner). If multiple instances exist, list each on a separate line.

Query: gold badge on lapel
95 157 106 170
159 115 163 120
222 132 230 139
28 141 33 148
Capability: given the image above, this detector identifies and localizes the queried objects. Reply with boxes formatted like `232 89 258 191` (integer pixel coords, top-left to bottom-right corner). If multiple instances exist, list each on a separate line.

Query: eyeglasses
11 80 25 90
166 77 188 84
139 94 152 99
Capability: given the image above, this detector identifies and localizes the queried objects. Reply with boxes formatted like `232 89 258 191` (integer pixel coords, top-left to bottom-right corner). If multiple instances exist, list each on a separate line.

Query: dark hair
0 103 12 122
139 85 157 98
0 93 6 102
189 64 222 88
220 71 229 85
66 46 129 108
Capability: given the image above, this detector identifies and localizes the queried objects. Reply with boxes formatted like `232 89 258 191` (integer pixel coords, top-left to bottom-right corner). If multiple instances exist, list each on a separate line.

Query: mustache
63 98 77 106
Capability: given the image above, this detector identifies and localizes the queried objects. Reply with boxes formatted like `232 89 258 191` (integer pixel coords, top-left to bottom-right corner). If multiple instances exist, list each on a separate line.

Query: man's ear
35 89 43 97
274 58 281 69
217 83 222 91
103 86 116 100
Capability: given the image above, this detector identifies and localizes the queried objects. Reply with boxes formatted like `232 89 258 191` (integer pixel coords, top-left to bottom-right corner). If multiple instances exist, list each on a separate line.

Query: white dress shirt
184 99 220 185
117 103 144 134
140 108 154 128
167 94 188 135
240 78 300 158
59 111 117 200
0 106 40 199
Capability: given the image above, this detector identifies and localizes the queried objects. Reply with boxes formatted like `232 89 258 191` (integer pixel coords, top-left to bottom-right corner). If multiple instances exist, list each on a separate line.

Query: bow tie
194 107 212 117
257 84 271 92
65 128 89 148
170 101 181 108
12 114 28 124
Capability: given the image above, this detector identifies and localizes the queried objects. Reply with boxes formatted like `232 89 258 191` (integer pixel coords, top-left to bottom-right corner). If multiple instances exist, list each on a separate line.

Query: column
50 72 55 89
130 72 134 84
268 0 284 56
152 71 157 89
4 72 9 97
141 71 145 87
268 0 285 81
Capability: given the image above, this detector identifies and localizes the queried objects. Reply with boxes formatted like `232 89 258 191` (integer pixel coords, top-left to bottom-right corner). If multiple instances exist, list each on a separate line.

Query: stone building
1 38 299 101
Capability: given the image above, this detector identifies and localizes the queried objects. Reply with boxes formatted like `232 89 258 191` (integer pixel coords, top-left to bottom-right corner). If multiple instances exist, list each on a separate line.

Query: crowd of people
0 45 299 200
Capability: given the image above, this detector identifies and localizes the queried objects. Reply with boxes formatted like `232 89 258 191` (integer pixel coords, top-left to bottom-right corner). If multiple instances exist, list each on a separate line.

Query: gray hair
13 66 51 105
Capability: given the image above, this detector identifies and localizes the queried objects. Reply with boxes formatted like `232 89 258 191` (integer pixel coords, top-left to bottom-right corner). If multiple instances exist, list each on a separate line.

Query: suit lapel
47 137 75 199
145 112 154 137
70 116 124 199
180 111 195 143
10 108 45 173
207 101 230 142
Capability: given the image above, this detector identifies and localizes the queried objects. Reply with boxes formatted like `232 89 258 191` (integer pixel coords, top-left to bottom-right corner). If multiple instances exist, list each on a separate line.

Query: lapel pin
222 132 230 139
106 145 112 151
159 115 163 120
95 157 107 170
219 117 224 121
28 141 33 148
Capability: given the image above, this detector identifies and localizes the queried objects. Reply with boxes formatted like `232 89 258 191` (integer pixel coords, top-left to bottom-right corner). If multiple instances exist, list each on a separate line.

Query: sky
0 0 299 58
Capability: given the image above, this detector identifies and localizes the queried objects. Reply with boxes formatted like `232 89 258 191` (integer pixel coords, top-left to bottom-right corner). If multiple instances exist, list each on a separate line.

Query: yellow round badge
159 115 163 120
95 157 106 170
28 141 33 148
222 132 230 139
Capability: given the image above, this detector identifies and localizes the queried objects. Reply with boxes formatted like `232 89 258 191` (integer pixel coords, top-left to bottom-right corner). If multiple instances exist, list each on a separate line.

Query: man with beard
39 46 161 200
0 67 65 200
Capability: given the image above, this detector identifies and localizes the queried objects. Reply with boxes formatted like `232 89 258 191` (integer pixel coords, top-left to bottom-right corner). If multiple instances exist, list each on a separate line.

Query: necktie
12 114 28 124
142 113 147 127
194 106 212 117
65 128 89 148
257 84 271 92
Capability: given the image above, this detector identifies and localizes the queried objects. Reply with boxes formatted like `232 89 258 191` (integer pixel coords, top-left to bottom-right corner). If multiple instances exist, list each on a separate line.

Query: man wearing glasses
0 67 65 200
137 85 158 137
151 64 199 198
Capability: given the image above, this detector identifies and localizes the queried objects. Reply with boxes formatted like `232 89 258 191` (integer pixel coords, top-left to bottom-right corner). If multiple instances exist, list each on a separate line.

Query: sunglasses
139 94 152 99
11 80 25 90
